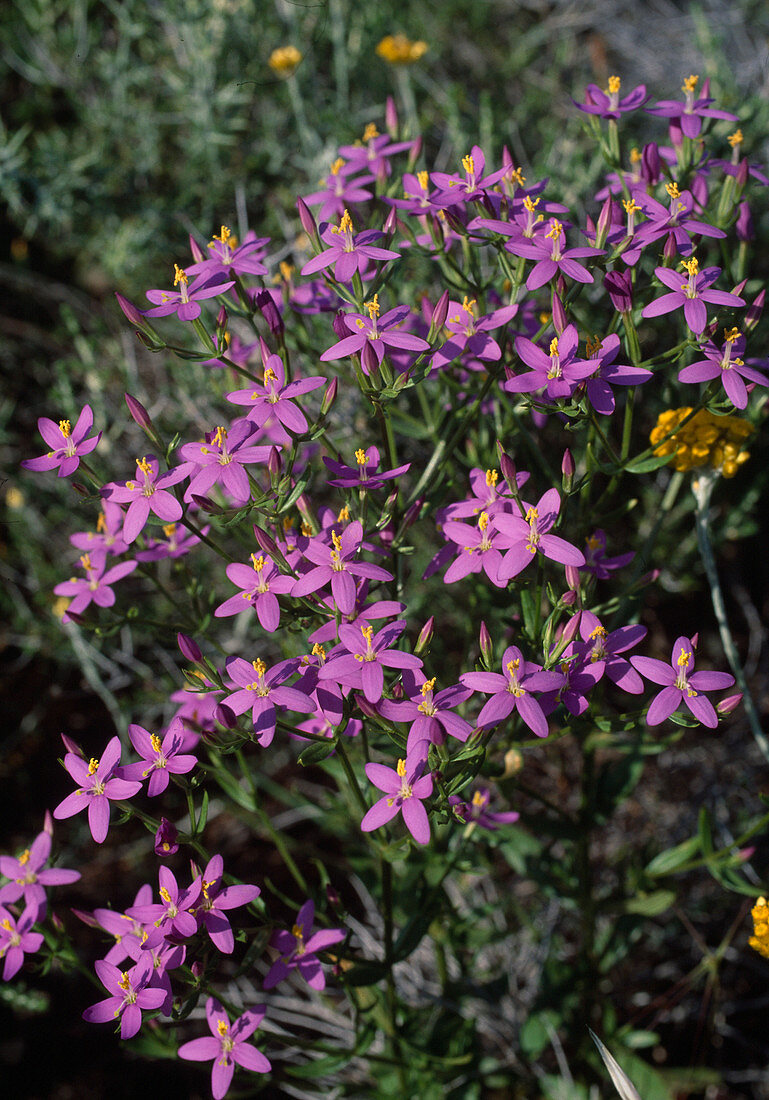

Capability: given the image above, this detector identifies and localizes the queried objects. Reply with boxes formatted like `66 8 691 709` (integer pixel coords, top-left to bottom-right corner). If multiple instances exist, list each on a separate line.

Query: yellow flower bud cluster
749 896 769 959
268 46 302 75
650 407 753 478
376 35 428 65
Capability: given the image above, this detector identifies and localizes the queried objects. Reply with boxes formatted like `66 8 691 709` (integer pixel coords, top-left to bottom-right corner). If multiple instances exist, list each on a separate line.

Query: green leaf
645 836 700 876
519 1009 559 1058
196 789 209 833
298 740 336 766
623 890 676 916
624 453 674 474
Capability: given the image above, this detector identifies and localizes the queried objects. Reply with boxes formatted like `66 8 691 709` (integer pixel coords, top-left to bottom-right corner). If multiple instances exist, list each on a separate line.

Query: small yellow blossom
376 34 428 65
269 46 302 76
650 407 753 478
749 896 769 958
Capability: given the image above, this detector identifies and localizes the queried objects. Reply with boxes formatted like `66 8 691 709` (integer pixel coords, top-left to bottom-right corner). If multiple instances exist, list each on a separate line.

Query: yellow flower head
376 34 428 65
749 896 769 958
269 46 302 75
650 407 753 478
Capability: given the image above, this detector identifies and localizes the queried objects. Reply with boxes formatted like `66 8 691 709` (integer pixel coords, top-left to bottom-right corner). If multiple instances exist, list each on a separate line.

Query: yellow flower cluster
268 46 302 76
650 407 753 478
376 35 428 65
749 896 769 959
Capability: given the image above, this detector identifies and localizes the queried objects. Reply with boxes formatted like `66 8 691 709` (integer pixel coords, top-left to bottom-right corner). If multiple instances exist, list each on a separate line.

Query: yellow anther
681 257 699 276
80 553 92 571
329 158 345 177
585 334 603 357
362 123 379 141
331 530 343 553
462 154 475 178
361 625 373 643
724 326 741 342
526 507 538 523
58 419 72 437
264 367 277 385
396 758 407 778
728 129 743 147
471 789 487 807
137 456 153 475
523 196 540 213
311 643 326 659
118 972 132 992
629 147 642 164
417 170 429 190
251 553 266 571
665 182 681 199
589 624 607 640
18 848 30 866
337 504 350 522
682 74 699 94
212 426 227 448
539 311 551 326
162 523 176 539
355 448 368 466
150 733 163 754
217 1019 229 1037
213 225 232 244
509 167 526 186
159 887 172 905
365 294 380 319
333 209 354 235
279 261 294 282
549 337 560 357
485 468 498 487
623 198 641 215
677 649 691 667
173 263 188 286
607 75 621 94
478 511 490 531
421 678 436 696
545 219 563 241
461 296 476 315
87 757 99 776
252 658 267 677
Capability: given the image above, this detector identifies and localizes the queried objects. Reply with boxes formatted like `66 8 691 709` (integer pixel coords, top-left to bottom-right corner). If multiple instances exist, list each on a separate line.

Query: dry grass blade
588 1029 642 1100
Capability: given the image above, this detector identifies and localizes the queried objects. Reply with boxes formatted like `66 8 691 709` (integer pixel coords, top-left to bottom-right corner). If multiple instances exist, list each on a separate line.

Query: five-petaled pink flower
320 295 430 371
22 405 101 477
361 740 433 844
105 455 188 544
53 735 142 844
263 899 345 991
630 635 735 728
178 997 270 1099
493 488 585 582
82 956 166 1038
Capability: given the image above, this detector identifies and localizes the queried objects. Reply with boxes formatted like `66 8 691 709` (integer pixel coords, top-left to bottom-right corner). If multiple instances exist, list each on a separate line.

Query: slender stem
692 474 769 763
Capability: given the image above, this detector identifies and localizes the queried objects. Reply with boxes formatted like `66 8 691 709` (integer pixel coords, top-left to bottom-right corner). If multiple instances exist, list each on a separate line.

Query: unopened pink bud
44 810 54 835
177 633 203 662
215 703 237 729
255 290 284 336
662 233 677 263
415 616 434 655
332 310 349 340
716 693 743 715
479 621 493 665
383 206 397 234
125 392 153 431
561 611 583 643
407 136 422 167
561 590 576 606
595 196 615 249
189 234 205 263
385 95 399 135
564 563 581 591
115 292 145 326
253 524 278 556
737 845 755 861
321 376 338 415
356 696 379 718
191 961 203 981
326 883 341 907
61 733 83 756
360 339 379 376
51 912 65 932
745 289 765 331
269 446 282 479
562 448 574 478
296 196 318 238
216 305 228 330
736 156 749 190
403 497 423 528
431 289 450 332
551 292 567 334
498 450 517 490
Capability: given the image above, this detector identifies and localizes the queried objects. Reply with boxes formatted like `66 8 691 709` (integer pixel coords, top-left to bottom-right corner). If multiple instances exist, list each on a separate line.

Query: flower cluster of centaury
11 70 766 1096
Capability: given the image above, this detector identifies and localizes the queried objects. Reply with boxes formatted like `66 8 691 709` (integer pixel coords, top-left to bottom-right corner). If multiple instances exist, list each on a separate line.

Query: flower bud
255 289 284 337
385 95 399 135
604 269 633 313
356 695 380 718
736 199 754 242
429 289 450 339
188 234 205 263
326 883 341 907
154 818 179 857
44 810 54 836
125 392 153 431
668 118 683 149
191 961 203 981
415 616 434 655
564 563 581 592
561 447 574 492
497 447 517 491
360 339 379 377
716 693 743 715
296 196 318 239
745 289 765 331
662 232 677 264
253 524 279 557
551 291 567 335
321 376 338 416
641 142 661 185
332 310 350 340
177 632 203 662
216 304 228 330
191 494 220 514
383 206 398 235
594 196 615 249
403 497 423 529
268 446 282 481
61 733 83 756
479 621 493 667
407 135 422 169
115 292 145 327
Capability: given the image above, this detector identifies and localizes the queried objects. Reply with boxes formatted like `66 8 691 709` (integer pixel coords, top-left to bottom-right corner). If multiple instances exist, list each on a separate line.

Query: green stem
692 473 769 764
